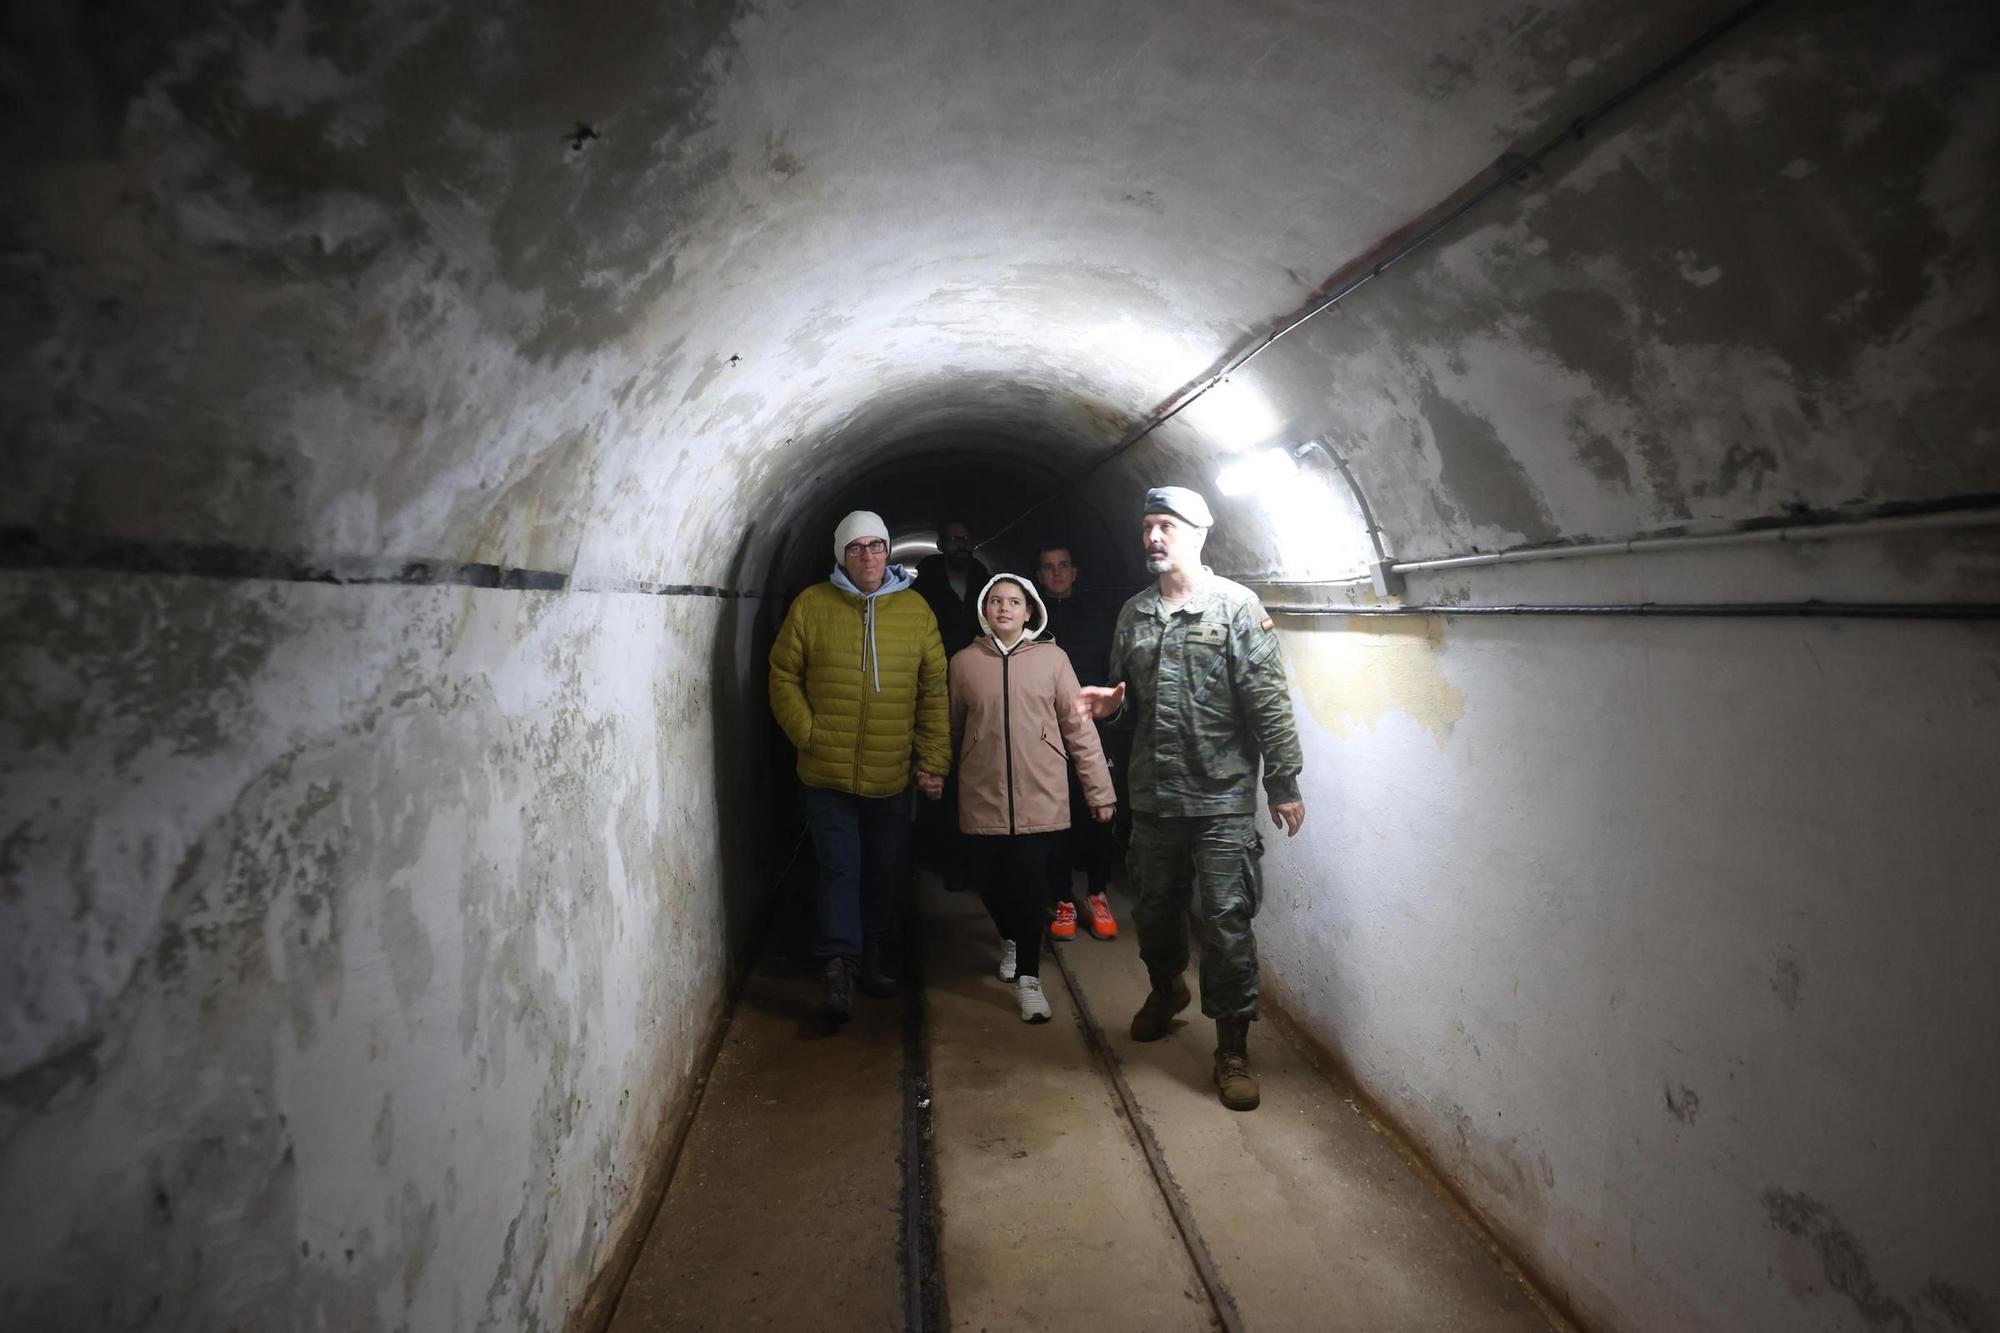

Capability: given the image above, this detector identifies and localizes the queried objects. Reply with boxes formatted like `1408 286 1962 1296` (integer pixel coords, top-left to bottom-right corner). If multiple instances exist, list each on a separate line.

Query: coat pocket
1186 640 1230 704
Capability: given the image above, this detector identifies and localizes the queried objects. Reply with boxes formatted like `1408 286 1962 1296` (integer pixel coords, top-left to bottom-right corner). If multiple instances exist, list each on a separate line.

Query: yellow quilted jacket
768 573 952 796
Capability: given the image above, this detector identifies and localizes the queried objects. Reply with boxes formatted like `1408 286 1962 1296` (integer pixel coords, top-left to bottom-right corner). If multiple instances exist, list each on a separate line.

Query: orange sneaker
1084 892 1118 940
1048 901 1078 941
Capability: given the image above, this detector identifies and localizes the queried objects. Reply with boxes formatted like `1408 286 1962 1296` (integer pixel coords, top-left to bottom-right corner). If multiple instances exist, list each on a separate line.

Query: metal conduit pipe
1262 602 2000 620
1224 500 2000 589
1294 439 1399 592
1386 504 2000 576
983 0 1776 548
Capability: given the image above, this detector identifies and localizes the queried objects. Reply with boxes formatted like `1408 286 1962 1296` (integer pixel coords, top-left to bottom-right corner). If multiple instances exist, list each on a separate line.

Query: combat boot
1213 1017 1260 1111
1128 973 1191 1042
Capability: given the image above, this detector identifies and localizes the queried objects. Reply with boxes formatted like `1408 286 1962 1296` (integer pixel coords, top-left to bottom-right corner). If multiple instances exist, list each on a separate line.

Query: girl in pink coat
950 574 1116 1021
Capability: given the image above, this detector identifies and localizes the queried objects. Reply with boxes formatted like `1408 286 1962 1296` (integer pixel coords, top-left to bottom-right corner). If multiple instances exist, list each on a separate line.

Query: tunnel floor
605 874 1559 1332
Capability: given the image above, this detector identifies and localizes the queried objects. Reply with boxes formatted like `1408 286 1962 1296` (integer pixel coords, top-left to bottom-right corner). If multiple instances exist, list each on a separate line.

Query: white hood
974 572 1049 653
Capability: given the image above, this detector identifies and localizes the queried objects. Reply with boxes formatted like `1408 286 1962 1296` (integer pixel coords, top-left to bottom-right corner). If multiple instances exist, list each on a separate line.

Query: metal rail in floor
605 874 1564 1332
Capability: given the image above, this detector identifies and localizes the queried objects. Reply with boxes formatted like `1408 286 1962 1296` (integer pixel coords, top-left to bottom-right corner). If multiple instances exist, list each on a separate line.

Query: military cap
1142 485 1214 528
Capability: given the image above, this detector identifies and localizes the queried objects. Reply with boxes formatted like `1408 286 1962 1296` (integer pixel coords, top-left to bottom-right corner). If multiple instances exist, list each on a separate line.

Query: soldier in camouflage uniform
1078 486 1305 1111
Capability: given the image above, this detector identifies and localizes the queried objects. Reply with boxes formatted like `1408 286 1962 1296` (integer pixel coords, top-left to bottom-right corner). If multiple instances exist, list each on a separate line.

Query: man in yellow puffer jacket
769 510 951 1023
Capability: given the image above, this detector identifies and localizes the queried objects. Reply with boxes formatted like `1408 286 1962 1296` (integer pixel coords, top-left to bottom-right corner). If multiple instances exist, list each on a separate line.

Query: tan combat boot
1213 1017 1260 1111
1128 974 1192 1042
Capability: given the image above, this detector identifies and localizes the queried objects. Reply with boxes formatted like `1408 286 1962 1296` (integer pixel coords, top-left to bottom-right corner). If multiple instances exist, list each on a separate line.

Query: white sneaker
1017 975 1051 1023
998 940 1018 982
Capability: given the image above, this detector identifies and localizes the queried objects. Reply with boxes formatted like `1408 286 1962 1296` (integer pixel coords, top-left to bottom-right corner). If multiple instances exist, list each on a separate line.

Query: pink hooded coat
949 574 1115 835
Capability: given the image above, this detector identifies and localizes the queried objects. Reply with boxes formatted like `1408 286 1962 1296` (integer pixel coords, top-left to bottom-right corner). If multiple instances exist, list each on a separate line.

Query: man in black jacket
914 518 989 658
913 517 989 890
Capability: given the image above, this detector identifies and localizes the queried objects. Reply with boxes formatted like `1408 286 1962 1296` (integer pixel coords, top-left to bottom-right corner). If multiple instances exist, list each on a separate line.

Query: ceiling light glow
1215 446 1301 497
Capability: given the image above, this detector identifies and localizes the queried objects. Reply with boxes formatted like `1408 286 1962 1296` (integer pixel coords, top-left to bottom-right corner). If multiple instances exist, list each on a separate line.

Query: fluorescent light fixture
1215 446 1301 497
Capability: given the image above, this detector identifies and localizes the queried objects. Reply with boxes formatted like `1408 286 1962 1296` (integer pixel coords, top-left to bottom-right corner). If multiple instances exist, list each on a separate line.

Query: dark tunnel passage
5 1 2000 1331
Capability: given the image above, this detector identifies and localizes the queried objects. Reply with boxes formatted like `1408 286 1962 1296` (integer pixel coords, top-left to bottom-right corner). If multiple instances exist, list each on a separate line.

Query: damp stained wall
4 1 1999 1331
1231 5 2000 1330
1261 607 2000 1333
1 573 764 1330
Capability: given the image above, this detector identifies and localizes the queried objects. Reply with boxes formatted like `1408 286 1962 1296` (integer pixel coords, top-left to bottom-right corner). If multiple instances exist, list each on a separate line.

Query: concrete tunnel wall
2 1 1997 1331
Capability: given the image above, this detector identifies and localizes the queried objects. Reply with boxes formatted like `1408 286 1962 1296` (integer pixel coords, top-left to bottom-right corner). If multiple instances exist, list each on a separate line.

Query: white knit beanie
833 510 891 565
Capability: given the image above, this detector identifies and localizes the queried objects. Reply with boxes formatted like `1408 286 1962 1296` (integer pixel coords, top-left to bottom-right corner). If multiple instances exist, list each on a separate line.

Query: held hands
915 770 945 800
1270 801 1305 837
1074 682 1126 724
1090 803 1116 824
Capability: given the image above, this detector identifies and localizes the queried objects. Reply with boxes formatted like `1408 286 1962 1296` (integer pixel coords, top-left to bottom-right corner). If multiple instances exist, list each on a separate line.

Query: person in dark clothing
1036 544 1113 687
913 517 991 890
913 518 990 658
1036 542 1123 943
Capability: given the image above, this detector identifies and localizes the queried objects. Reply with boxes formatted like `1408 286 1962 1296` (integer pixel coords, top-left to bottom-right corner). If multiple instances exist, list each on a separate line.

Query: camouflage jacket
1106 571 1303 816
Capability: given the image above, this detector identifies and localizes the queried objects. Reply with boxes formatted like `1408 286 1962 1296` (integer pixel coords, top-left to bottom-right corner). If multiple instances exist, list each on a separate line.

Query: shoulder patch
1260 617 1274 631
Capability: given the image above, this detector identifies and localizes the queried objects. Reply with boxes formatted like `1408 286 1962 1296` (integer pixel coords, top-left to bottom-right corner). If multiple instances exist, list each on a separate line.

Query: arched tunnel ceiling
5 1 1996 587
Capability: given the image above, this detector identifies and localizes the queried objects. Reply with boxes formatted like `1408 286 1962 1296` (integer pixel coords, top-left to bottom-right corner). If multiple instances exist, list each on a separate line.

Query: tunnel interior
4 1 1999 1331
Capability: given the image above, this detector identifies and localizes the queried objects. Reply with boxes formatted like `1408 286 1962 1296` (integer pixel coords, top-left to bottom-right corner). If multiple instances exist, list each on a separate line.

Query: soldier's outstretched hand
1075 682 1126 722
1271 800 1305 837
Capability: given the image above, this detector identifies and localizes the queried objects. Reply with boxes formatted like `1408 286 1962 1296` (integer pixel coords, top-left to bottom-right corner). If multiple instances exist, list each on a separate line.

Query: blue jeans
802 785 912 961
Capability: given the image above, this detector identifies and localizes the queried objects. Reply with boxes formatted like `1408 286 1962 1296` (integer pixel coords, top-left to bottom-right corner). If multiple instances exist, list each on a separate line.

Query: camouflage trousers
1128 811 1264 1020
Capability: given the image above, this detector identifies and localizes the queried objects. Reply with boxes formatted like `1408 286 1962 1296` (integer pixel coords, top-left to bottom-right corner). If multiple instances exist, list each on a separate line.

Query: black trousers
1062 763 1112 903
973 830 1066 979
916 771 971 887
1056 726 1129 906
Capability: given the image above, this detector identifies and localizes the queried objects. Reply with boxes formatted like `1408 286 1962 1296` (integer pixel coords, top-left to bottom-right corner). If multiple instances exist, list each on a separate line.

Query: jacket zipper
1000 648 1016 835
854 597 871 778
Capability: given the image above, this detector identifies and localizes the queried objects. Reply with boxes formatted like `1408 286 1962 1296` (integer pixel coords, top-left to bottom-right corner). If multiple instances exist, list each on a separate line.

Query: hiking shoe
1129 974 1192 1042
1017 975 1052 1023
1214 1017 1260 1111
822 957 854 1023
1048 901 1078 941
1084 892 1118 940
998 939 1018 981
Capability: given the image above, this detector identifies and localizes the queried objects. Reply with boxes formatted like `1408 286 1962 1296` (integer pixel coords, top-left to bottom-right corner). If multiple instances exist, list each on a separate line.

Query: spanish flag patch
1260 617 1275 631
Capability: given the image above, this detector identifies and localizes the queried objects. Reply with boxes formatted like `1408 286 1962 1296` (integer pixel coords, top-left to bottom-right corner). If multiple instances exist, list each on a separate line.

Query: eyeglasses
844 539 888 557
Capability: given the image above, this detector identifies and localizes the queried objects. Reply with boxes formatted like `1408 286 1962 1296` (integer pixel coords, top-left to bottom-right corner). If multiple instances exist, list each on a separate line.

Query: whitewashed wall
1256 556 2000 1332
0 576 748 1330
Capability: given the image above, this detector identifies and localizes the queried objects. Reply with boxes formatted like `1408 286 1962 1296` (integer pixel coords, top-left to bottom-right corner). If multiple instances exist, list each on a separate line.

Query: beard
1145 554 1174 574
